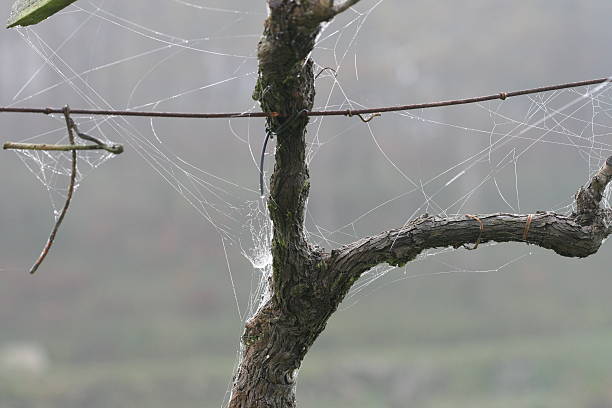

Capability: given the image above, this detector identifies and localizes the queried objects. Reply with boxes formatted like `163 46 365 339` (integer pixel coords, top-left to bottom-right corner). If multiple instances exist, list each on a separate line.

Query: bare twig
0 77 609 120
4 142 124 154
4 110 124 154
29 106 78 275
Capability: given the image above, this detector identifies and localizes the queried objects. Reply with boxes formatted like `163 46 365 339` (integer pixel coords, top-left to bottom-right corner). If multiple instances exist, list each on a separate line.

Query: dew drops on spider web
248 251 272 271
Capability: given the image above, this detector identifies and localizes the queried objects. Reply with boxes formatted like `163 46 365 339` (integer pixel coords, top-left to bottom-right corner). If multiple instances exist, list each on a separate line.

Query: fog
1 1 612 407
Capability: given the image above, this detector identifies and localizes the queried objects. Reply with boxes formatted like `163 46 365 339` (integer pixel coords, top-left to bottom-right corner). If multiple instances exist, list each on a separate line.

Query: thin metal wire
1 77 609 120
260 132 272 197
259 110 308 196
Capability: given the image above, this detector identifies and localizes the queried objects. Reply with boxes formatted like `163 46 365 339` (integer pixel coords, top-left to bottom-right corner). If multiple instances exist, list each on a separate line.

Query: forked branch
329 157 612 283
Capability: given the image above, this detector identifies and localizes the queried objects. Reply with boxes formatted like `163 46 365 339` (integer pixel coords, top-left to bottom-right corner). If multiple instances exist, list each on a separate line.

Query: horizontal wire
0 77 609 120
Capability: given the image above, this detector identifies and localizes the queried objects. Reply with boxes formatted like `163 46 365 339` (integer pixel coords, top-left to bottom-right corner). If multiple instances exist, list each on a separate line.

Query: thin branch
4 142 124 154
0 77 609 120
29 106 78 275
328 156 612 285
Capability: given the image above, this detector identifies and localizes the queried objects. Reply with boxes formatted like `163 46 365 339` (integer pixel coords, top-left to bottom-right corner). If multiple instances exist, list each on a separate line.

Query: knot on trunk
575 156 612 225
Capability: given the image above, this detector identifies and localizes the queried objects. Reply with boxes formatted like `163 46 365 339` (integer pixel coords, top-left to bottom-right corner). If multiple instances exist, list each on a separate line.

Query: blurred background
1 1 612 407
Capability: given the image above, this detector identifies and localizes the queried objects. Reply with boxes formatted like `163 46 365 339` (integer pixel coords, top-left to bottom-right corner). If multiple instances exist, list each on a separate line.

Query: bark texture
229 2 347 407
228 2 612 407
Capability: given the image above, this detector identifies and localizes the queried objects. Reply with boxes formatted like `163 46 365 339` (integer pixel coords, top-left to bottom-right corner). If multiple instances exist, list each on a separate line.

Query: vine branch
328 156 612 285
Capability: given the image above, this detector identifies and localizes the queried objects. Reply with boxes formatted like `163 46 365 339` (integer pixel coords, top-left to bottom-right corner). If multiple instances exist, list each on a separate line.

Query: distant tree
6 1 612 407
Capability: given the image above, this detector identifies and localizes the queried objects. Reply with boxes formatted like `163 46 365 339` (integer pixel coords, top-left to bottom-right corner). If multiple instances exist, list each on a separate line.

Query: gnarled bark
229 2 354 407
228 2 612 407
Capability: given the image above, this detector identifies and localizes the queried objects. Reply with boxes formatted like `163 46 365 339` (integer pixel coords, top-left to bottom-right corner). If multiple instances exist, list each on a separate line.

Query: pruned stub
575 156 612 225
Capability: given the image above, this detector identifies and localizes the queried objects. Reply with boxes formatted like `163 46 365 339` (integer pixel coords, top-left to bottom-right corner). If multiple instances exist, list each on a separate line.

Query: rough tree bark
228 1 612 407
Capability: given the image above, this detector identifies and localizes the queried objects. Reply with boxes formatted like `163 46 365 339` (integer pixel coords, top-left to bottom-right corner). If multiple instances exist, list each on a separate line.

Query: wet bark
228 2 612 407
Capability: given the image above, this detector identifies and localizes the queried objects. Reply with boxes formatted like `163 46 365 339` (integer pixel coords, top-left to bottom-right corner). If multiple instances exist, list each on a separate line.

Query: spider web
2 1 612 405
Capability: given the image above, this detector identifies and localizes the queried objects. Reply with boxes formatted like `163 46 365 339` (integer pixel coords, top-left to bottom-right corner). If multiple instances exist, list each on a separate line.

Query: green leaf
7 0 78 28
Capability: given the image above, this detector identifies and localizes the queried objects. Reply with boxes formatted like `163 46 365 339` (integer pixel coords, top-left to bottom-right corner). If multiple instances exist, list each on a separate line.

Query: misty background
1 1 612 407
